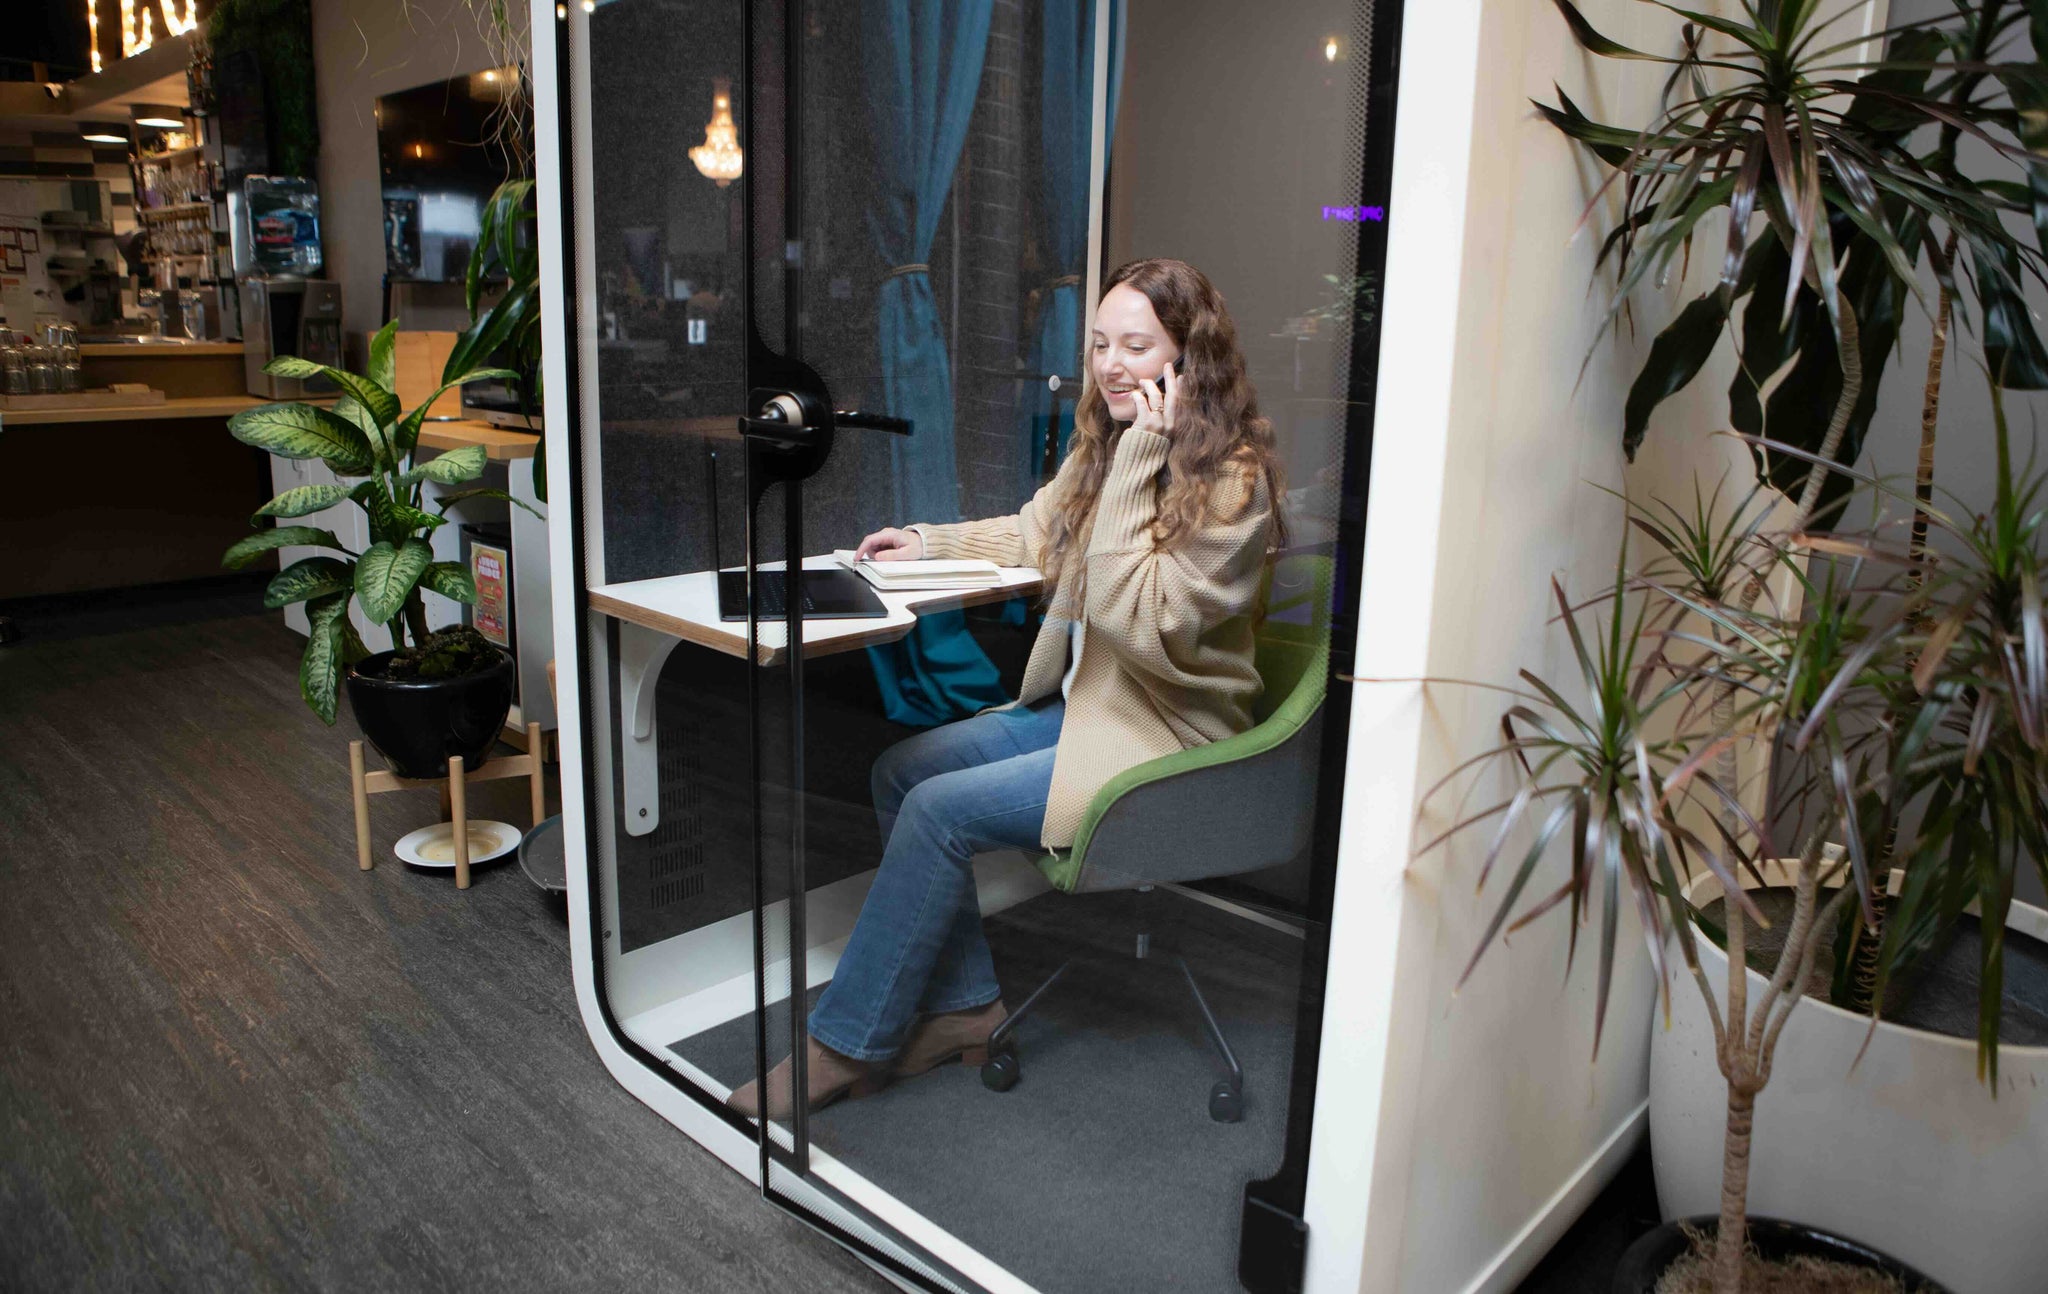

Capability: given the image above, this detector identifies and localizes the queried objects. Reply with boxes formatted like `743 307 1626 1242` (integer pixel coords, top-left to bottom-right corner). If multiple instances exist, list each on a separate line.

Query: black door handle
832 410 912 436
740 395 913 444
740 392 820 449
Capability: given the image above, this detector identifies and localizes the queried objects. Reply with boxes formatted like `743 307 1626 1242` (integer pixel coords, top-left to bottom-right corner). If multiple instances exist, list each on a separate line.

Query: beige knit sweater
913 428 1272 848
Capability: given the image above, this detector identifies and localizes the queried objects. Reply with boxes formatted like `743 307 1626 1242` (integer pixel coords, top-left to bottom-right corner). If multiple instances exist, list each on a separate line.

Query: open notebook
833 549 1005 591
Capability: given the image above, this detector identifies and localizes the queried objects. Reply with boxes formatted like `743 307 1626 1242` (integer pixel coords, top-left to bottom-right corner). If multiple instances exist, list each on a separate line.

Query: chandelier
689 78 743 188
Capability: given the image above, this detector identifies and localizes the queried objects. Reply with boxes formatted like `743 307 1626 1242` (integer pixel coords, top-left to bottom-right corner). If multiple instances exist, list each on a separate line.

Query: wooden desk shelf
589 556 1043 837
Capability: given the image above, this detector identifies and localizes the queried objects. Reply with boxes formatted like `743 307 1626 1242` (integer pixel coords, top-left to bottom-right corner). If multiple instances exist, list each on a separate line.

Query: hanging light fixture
79 120 130 145
132 103 186 130
689 77 743 188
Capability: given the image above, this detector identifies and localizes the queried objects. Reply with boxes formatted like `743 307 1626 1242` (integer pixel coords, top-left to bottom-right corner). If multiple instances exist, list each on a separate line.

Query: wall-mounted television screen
376 68 528 283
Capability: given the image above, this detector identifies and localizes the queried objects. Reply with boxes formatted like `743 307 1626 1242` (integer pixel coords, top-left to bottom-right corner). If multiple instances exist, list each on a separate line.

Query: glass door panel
563 0 1397 1287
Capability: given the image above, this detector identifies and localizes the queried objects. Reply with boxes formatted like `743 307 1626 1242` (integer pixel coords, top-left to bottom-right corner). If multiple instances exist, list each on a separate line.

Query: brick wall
952 0 1028 522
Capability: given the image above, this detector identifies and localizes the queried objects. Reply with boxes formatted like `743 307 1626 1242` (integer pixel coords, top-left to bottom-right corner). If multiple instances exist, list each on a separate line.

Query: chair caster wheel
981 1050 1021 1092
1209 1081 1242 1123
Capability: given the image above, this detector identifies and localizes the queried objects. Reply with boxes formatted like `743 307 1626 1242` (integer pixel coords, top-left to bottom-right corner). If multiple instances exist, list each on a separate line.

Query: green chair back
1037 554 1335 894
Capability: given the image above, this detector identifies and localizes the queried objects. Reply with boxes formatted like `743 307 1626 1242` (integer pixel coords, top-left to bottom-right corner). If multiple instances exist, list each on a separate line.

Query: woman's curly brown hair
1038 257 1288 596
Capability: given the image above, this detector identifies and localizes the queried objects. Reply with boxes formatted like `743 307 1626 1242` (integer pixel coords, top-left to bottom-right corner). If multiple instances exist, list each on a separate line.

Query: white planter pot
1651 862 2048 1294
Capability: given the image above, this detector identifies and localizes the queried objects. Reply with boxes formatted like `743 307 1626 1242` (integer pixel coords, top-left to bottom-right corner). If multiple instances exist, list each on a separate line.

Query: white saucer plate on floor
394 820 520 869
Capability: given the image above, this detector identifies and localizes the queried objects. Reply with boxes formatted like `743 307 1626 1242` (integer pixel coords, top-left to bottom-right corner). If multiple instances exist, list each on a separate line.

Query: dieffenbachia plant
220 318 525 723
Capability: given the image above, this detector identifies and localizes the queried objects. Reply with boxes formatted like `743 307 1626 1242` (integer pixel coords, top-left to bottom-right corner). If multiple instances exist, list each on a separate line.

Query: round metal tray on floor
519 815 565 893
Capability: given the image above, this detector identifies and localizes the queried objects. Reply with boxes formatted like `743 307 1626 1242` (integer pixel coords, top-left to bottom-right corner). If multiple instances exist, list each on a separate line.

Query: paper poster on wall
3 248 21 272
20 231 36 253
0 229 15 248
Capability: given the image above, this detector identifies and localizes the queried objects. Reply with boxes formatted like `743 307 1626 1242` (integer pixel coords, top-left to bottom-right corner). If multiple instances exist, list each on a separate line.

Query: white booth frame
528 0 1892 1290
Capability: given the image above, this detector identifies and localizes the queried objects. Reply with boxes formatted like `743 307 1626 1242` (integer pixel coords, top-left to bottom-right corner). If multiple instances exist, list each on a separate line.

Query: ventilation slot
648 706 708 912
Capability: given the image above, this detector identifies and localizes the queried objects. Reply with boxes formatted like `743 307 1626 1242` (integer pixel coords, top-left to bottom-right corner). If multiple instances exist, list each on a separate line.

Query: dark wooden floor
0 587 883 1293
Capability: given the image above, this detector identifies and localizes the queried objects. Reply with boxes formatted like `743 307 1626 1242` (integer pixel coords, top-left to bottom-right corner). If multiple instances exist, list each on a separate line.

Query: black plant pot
1613 1216 1948 1293
345 648 515 780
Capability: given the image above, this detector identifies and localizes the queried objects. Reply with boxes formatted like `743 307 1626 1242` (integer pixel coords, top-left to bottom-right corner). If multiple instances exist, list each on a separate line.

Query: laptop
715 567 888 622
698 446 888 622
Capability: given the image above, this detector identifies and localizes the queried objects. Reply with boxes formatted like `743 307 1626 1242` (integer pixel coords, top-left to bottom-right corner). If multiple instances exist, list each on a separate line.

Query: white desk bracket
618 621 682 836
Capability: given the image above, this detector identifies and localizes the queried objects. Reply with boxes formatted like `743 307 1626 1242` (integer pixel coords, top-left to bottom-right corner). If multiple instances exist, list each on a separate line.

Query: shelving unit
132 125 232 302
139 202 212 219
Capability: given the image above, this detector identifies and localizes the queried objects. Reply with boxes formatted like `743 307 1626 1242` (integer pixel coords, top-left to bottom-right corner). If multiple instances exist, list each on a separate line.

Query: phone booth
530 0 1412 1288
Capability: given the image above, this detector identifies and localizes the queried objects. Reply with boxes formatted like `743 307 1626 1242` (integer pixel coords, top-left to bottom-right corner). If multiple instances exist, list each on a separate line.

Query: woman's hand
855 527 924 562
1133 363 1178 438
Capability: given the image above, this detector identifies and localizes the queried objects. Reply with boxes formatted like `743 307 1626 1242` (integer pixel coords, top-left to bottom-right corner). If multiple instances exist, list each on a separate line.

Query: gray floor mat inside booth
671 888 1306 1294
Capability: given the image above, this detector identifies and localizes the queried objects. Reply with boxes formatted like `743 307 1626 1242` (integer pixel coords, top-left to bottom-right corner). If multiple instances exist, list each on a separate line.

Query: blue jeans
806 698 1064 1062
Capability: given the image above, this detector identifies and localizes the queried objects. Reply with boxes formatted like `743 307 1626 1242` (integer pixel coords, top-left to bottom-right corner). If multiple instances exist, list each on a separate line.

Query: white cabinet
508 455 554 730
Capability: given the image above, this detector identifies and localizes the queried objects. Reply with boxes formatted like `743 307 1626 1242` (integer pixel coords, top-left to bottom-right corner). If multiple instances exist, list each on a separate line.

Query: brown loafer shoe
727 1037 886 1121
894 1000 1008 1078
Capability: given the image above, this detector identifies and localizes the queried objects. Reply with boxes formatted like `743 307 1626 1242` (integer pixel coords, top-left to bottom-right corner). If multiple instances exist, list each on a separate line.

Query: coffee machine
230 175 339 397
240 277 343 398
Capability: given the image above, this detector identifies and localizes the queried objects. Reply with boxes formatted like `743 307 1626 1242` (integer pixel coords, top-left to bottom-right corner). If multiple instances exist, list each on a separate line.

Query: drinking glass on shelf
0 333 27 396
27 344 56 394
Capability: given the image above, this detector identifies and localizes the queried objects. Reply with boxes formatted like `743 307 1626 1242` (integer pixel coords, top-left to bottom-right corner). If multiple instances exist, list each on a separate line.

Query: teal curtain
861 0 1008 726
1025 0 1123 477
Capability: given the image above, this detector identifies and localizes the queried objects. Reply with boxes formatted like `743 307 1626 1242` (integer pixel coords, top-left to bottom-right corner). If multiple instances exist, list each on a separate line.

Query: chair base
979 889 1247 1123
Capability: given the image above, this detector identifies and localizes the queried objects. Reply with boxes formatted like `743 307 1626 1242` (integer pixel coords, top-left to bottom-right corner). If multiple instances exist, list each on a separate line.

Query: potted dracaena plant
221 318 527 777
1544 0 2048 526
463 179 543 495
1513 5 2048 1282
1419 401 2048 1293
1541 0 2048 1022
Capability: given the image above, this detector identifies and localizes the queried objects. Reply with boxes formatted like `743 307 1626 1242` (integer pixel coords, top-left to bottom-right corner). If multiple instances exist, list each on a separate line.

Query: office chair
979 556 1332 1122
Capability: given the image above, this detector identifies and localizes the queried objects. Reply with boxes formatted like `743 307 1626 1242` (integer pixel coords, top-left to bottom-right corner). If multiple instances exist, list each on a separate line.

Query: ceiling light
689 77 743 188
1324 36 1342 62
484 69 499 82
80 121 129 145
132 104 186 129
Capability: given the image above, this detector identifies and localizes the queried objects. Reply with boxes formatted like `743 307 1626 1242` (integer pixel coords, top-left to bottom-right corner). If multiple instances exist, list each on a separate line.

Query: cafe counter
0 342 541 606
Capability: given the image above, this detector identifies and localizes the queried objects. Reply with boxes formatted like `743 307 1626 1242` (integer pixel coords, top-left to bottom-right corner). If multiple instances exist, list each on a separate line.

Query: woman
730 258 1286 1119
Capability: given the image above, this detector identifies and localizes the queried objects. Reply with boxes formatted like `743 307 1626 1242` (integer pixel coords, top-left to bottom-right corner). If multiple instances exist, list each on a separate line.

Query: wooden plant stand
349 722 546 890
